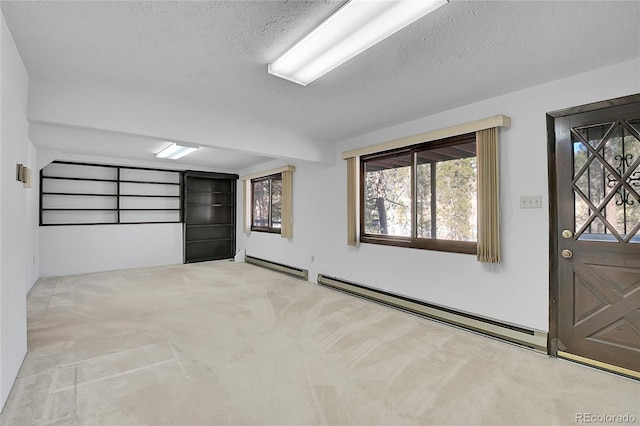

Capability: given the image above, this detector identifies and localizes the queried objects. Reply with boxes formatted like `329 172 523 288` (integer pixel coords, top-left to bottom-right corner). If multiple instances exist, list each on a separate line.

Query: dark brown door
554 99 640 375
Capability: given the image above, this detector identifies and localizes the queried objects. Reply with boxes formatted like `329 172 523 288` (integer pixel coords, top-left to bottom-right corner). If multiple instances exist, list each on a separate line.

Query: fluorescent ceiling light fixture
156 143 199 160
268 0 448 86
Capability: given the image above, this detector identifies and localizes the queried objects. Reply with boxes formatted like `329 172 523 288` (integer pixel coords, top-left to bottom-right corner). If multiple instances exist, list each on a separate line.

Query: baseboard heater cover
245 255 308 280
317 274 547 353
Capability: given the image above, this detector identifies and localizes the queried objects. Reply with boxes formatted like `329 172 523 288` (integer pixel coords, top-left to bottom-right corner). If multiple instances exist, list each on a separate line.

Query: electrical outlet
520 195 542 209
311 255 315 263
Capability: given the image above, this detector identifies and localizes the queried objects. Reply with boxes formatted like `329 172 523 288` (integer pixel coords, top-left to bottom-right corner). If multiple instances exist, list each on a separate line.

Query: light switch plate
520 195 542 209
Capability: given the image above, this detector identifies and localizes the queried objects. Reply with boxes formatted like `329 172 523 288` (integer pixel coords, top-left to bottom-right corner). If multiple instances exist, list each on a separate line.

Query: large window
251 173 282 233
361 133 477 253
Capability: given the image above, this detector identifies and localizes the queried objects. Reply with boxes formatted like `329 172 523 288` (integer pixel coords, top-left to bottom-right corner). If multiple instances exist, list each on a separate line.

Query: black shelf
119 180 180 185
186 203 234 207
183 171 238 263
40 222 118 226
120 208 180 211
120 194 179 198
184 190 233 195
43 208 118 211
186 237 234 243
42 192 180 198
42 192 117 197
186 224 233 227
40 221 181 226
42 176 118 183
184 256 225 263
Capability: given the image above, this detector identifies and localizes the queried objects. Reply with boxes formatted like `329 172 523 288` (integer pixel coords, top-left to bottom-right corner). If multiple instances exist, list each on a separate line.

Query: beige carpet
2 261 638 425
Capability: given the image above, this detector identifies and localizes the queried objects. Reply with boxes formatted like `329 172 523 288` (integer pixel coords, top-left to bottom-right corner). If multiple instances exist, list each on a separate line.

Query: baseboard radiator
245 255 309 280
317 274 547 353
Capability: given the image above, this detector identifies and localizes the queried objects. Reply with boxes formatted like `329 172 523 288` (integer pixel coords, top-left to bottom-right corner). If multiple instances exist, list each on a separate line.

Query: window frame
250 173 283 234
359 133 478 255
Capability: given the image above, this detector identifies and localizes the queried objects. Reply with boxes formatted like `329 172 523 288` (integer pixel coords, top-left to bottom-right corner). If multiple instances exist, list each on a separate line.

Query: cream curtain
476 127 501 263
346 157 357 246
242 180 251 234
281 170 293 239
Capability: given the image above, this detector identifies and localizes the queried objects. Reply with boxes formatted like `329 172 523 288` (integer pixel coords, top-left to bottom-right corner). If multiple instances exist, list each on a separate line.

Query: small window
361 133 477 254
251 173 282 233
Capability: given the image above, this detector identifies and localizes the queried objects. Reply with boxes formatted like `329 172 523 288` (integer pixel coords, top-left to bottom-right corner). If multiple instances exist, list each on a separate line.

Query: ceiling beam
27 78 336 165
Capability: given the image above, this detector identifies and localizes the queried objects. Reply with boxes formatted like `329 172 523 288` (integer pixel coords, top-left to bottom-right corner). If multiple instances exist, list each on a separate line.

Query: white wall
238 59 640 333
39 223 183 277
26 142 39 289
0 11 39 409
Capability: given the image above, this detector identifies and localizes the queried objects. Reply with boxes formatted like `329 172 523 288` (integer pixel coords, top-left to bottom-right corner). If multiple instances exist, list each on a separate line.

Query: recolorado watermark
576 413 637 423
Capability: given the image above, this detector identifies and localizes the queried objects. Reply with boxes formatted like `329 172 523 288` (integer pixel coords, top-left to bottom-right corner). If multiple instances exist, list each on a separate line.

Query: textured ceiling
2 0 640 169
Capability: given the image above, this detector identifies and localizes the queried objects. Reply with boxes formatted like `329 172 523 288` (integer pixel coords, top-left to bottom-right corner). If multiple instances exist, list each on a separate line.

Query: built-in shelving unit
41 162 239 264
183 171 238 263
40 162 181 225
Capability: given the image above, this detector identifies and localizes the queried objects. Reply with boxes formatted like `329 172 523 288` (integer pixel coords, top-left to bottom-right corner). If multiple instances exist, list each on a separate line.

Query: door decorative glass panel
572 119 640 243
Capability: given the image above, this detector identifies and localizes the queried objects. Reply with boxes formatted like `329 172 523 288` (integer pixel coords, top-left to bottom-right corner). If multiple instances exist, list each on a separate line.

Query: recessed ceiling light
268 0 448 86
156 143 199 160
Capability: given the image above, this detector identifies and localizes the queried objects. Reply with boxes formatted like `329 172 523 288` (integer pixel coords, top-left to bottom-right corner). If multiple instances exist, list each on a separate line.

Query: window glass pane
252 180 269 227
416 141 477 242
271 177 282 229
435 156 477 241
416 159 432 238
363 153 412 237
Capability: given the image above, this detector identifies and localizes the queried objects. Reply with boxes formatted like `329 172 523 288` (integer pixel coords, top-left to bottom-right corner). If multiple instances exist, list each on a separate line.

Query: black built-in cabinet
183 171 238 263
